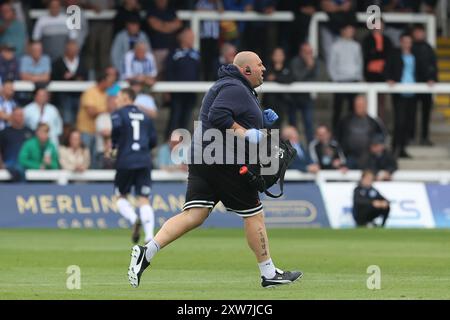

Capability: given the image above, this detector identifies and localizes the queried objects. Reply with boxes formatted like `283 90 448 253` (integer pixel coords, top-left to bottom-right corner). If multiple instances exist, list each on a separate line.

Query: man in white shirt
121 41 158 86
23 87 62 146
327 23 363 132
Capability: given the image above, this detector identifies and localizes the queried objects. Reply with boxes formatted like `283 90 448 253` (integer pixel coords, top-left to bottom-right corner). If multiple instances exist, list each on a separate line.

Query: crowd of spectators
0 0 441 181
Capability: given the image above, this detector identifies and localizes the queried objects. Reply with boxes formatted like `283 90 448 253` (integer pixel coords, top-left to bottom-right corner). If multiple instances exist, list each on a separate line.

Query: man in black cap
365 135 397 181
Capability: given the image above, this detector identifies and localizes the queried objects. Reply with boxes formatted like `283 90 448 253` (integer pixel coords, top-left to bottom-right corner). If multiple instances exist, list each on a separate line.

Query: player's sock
117 198 137 225
258 258 277 279
145 239 160 262
139 204 155 243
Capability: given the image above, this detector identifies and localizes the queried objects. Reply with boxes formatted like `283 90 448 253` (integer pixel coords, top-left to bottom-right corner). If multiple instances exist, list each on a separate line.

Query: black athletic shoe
128 245 150 288
131 219 142 244
261 268 303 288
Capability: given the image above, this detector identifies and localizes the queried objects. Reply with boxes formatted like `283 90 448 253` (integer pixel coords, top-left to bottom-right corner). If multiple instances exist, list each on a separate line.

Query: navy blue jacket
166 48 201 81
191 64 264 164
111 105 157 169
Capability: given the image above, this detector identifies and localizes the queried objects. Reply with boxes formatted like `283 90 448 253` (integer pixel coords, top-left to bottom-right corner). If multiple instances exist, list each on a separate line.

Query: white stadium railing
1 169 450 185
29 10 436 52
12 81 450 118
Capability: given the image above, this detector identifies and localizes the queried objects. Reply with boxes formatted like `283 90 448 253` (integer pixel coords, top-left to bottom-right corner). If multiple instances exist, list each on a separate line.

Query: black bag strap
263 161 288 198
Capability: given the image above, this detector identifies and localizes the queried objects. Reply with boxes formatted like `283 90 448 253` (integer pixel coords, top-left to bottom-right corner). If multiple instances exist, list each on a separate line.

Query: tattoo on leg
258 229 268 257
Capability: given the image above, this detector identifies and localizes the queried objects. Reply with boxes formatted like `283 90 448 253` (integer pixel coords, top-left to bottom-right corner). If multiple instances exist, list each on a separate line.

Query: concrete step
438 60 450 69
437 48 450 57
437 37 450 46
438 72 450 81
398 158 450 170
406 146 449 159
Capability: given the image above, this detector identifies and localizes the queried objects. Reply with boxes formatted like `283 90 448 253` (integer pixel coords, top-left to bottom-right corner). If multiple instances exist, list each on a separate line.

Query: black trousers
200 38 219 81
392 95 416 153
332 92 356 133
353 206 390 227
166 93 197 138
416 93 433 140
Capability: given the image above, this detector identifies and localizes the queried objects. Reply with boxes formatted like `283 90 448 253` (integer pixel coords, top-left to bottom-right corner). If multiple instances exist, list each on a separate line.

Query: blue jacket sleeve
208 85 248 130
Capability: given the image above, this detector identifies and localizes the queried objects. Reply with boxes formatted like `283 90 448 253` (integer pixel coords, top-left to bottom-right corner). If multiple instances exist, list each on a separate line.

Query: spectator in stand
95 95 116 170
113 0 142 36
0 44 19 81
18 122 59 170
222 0 253 48
20 41 51 84
290 42 319 143
382 0 420 46
105 66 121 110
320 0 355 63
32 0 78 62
263 47 294 129
0 107 33 181
365 135 397 181
146 0 183 78
129 79 158 119
281 125 320 173
244 0 277 62
51 40 88 124
111 16 150 73
309 125 347 171
0 80 17 130
76 71 114 168
362 19 392 121
24 87 63 146
385 32 417 158
215 42 237 77
195 0 223 81
156 130 187 171
412 24 437 146
352 170 390 228
121 41 158 86
59 128 90 172
0 2 27 58
165 28 200 137
83 0 115 77
281 0 318 57
328 23 363 133
336 95 385 169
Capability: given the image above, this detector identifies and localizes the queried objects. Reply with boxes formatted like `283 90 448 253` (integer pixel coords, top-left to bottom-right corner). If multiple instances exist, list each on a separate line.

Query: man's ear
245 66 252 75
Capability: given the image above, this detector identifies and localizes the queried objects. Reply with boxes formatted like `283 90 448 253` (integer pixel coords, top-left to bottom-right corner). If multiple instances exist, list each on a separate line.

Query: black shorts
183 164 263 217
114 168 152 197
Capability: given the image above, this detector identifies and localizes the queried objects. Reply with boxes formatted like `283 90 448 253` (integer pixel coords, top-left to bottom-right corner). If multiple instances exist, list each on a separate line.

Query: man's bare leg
154 207 210 249
244 211 271 263
244 211 277 280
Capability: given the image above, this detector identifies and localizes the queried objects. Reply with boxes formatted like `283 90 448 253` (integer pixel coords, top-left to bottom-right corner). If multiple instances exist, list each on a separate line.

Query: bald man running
127 51 303 288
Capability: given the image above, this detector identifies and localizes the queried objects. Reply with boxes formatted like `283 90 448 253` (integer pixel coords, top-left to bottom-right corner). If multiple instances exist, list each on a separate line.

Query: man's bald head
232 51 266 88
233 51 258 67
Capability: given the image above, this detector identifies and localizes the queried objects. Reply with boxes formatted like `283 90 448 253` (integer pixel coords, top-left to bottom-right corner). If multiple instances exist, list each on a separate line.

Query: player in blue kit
110 88 158 244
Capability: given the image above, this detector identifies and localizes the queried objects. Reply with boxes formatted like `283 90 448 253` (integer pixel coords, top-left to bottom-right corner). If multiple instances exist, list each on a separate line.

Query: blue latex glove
245 128 264 144
263 109 279 127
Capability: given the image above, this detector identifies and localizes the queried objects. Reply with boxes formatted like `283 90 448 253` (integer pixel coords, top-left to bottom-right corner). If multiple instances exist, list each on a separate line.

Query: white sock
258 258 276 279
145 239 160 262
117 198 137 225
139 204 155 243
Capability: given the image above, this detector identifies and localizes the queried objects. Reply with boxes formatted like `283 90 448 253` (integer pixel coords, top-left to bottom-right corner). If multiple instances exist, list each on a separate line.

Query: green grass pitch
0 228 449 300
